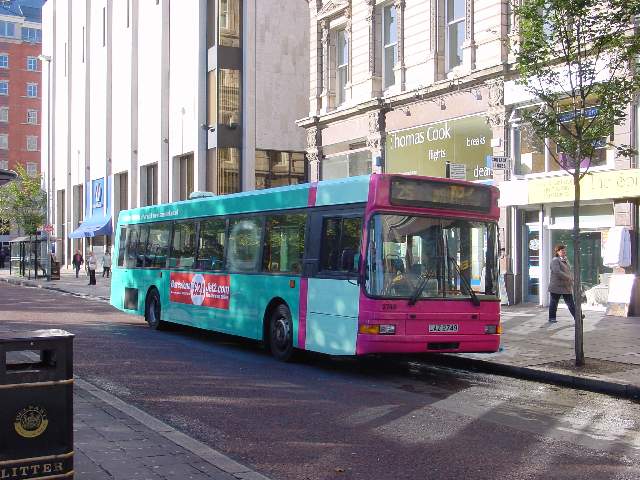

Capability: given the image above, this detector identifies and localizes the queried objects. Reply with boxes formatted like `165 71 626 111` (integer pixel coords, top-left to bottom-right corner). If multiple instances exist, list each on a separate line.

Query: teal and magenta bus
111 174 501 361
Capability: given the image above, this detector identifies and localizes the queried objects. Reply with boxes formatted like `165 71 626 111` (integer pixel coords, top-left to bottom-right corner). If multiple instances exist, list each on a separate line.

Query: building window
0 80 8 96
336 29 349 106
26 162 37 176
26 83 37 98
143 163 158 206
217 147 240 195
0 107 8 123
0 160 7 170
26 136 38 151
0 134 8 150
218 69 240 127
178 154 194 201
0 21 15 38
0 54 8 68
21 27 41 43
445 0 465 71
218 0 240 47
255 150 307 190
322 149 371 180
26 56 37 71
26 110 37 124
513 101 610 175
382 4 397 89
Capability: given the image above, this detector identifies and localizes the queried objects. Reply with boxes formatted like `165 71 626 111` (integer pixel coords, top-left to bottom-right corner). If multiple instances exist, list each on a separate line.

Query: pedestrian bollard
0 330 74 479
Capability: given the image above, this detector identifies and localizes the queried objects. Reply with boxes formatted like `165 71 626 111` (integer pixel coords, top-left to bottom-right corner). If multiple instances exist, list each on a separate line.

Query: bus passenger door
303 210 363 355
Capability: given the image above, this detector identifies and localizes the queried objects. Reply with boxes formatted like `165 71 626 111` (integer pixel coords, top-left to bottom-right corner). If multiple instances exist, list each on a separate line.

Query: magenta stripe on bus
307 183 318 207
298 277 308 349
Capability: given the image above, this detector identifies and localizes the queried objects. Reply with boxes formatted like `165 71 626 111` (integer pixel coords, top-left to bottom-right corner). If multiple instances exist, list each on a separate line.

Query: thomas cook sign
385 115 493 181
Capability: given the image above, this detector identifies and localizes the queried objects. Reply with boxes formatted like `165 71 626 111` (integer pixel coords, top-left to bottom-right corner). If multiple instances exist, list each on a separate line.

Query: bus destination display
390 177 492 212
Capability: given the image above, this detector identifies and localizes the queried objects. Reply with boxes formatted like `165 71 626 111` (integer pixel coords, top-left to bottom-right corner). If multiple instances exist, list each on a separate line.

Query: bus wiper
447 255 480 307
408 269 436 306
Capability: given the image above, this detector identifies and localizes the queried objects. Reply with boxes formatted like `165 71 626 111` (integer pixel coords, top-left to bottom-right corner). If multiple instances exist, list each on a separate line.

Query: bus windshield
365 214 499 301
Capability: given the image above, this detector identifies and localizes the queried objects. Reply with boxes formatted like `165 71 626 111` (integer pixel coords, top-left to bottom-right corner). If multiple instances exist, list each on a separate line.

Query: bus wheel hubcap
149 299 157 324
275 317 289 349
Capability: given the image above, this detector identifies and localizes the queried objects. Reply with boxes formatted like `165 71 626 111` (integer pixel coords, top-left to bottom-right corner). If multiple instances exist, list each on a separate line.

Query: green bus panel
112 269 302 343
314 176 370 207
305 278 360 355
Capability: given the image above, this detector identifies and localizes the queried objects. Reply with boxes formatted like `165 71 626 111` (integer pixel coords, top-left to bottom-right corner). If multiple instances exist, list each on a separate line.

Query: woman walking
87 251 97 286
72 250 84 278
548 244 582 322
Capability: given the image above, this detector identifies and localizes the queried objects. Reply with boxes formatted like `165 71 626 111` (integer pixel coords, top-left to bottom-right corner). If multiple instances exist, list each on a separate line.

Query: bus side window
169 221 197 269
146 222 172 269
227 217 263 272
137 226 150 268
117 227 127 267
124 225 140 268
262 214 306 274
196 218 226 271
320 216 362 274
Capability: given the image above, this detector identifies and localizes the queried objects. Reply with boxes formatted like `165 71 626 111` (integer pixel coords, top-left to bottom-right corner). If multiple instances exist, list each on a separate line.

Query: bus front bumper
356 333 500 355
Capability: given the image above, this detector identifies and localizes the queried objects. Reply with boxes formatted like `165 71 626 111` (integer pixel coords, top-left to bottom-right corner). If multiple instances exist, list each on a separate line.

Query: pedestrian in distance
72 250 84 278
0 248 5 269
548 244 584 323
102 250 112 278
87 250 97 286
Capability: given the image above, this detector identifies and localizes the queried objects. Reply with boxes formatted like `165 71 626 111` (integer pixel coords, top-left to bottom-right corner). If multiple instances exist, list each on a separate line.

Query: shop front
501 169 640 307
68 177 113 257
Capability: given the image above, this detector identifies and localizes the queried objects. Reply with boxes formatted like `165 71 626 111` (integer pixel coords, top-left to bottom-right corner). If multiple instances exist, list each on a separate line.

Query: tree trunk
573 170 584 366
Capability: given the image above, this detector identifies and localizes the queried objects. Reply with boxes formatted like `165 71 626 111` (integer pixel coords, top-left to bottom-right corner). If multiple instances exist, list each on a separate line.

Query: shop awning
69 215 112 238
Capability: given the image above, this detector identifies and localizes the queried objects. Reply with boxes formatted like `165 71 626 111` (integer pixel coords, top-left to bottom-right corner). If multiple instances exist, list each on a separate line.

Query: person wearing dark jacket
548 244 583 322
72 250 84 278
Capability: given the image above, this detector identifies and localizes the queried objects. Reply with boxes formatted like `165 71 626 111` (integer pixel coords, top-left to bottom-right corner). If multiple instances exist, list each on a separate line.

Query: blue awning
69 215 112 238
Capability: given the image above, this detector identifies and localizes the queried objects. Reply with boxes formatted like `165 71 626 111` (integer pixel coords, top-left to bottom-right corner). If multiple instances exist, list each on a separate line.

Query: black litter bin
0 330 74 479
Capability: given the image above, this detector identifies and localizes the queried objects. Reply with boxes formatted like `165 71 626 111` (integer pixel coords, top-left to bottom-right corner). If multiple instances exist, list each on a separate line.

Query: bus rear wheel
269 304 294 362
145 289 164 330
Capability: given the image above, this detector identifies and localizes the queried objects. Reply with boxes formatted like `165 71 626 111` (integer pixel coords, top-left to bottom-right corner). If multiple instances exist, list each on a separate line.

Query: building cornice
315 0 349 20
297 64 521 129
296 98 385 128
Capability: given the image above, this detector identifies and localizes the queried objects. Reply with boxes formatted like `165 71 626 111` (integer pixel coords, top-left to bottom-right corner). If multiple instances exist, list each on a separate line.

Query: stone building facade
298 0 640 307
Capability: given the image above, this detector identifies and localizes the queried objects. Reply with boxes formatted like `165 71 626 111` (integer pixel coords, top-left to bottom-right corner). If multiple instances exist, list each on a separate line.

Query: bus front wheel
269 304 294 362
145 289 164 330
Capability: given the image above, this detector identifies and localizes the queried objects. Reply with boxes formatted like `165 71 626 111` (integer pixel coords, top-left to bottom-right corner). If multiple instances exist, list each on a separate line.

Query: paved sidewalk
1 334 269 480
2 268 640 399
74 379 269 480
447 304 640 399
0 267 111 301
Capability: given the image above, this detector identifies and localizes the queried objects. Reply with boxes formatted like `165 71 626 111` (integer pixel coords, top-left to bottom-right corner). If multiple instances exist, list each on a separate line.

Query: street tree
513 0 640 365
0 164 46 236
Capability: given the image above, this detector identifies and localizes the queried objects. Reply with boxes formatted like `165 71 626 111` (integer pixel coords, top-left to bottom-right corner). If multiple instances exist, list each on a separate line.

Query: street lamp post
38 54 52 280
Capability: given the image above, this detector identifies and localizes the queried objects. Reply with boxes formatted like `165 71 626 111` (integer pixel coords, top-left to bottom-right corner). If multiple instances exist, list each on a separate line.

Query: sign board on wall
606 274 637 317
528 169 640 204
385 115 494 181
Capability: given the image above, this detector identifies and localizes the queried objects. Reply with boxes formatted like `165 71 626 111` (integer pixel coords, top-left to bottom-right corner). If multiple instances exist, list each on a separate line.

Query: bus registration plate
429 324 459 333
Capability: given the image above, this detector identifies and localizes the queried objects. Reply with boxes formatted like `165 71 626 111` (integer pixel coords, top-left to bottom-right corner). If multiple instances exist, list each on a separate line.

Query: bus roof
117 175 373 225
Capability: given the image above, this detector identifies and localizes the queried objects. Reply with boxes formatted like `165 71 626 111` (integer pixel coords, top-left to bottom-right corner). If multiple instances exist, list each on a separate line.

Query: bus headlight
484 325 499 334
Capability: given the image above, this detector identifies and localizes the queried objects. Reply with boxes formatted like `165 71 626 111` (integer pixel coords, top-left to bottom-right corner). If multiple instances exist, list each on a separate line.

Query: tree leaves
0 164 46 235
